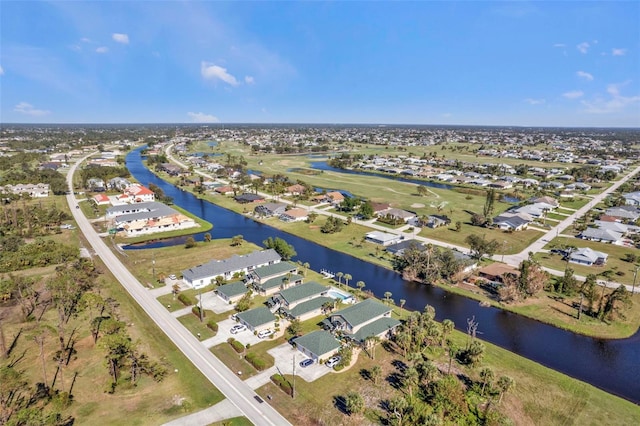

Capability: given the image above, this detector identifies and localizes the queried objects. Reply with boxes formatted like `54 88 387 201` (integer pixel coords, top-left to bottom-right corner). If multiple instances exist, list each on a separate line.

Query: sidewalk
161 399 242 426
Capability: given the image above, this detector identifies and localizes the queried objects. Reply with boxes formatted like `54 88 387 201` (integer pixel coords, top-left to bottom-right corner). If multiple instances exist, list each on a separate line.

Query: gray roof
570 247 608 264
351 317 401 343
182 249 281 283
332 298 391 328
277 281 329 305
580 228 623 242
216 281 248 298
283 296 334 319
236 306 276 328
112 202 178 223
293 330 341 357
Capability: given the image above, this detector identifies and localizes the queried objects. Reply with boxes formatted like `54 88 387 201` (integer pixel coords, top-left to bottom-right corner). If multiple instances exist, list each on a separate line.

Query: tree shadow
359 368 371 381
386 372 404 390
332 395 348 415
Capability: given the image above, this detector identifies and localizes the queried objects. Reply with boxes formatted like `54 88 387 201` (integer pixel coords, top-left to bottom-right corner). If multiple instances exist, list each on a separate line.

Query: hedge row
178 293 196 306
245 352 267 371
206 320 218 332
227 338 245 353
270 374 293 396
191 306 205 318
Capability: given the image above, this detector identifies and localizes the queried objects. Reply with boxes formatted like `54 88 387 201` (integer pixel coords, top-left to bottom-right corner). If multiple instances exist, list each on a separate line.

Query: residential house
248 261 302 295
492 212 531 231
279 208 308 222
579 228 624 244
158 163 184 176
182 249 281 289
293 330 341 363
92 193 111 206
123 184 155 203
325 298 400 343
215 281 249 304
270 281 331 321
254 202 287 217
108 177 131 191
452 251 478 274
2 183 50 198
109 201 197 238
86 178 106 192
365 231 403 246
377 208 416 223
421 214 450 228
234 193 265 203
569 248 608 266
386 240 425 256
285 184 306 196
477 263 520 285
214 185 235 195
623 192 640 206
235 306 276 333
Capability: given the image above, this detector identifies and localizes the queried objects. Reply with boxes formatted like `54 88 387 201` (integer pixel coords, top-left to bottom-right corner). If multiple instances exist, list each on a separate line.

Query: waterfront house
254 202 287 217
279 208 309 222
325 298 400 343
234 193 265 203
365 231 403 246
182 249 281 289
248 261 302 295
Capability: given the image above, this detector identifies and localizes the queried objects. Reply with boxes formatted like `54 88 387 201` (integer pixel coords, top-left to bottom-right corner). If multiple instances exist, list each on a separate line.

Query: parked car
169 274 177 280
325 355 341 368
257 329 273 339
299 358 314 368
230 324 247 334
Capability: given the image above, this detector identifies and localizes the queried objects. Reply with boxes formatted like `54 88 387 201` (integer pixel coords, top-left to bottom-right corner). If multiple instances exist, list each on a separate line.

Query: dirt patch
410 203 425 208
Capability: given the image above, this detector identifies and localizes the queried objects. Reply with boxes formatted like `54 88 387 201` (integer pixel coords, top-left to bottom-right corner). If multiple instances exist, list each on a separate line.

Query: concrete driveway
267 343 334 382
199 291 236 314
202 318 264 348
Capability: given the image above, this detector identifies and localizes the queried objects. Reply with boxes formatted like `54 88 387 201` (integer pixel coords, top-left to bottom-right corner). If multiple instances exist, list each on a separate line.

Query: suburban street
66 155 291 426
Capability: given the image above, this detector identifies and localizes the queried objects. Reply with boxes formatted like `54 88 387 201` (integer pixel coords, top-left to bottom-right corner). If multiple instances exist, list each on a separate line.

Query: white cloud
244 75 255 84
14 102 51 117
563 90 584 99
577 71 594 81
553 43 566 48
112 33 129 44
0 65 4 76
96 46 109 54
581 82 640 114
188 112 220 123
577 42 590 54
201 62 239 86
524 98 545 105
612 48 627 56
81 37 91 43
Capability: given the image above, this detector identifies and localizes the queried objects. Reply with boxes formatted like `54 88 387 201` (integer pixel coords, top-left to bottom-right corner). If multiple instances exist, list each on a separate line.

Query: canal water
126 148 640 403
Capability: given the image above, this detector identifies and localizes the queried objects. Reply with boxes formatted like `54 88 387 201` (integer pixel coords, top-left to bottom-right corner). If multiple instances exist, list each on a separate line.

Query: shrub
271 374 293 396
245 352 267 371
191 306 204 318
178 293 195 306
206 319 218 332
227 338 245 353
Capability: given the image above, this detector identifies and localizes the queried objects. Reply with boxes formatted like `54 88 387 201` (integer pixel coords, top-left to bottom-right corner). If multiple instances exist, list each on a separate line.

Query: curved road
66 154 290 426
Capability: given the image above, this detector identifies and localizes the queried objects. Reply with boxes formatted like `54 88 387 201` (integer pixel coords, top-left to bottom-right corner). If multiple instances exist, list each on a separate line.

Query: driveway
267 343 334 382
202 319 264 348
199 291 236 314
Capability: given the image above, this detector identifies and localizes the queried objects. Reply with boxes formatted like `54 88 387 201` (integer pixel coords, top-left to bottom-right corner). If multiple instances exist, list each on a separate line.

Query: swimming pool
327 289 354 302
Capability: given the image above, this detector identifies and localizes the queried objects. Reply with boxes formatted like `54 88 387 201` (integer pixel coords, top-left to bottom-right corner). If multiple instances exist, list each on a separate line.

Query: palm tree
399 299 406 310
441 319 454 346
384 291 392 304
479 367 494 396
356 280 366 295
336 272 343 286
497 376 515 403
343 273 352 288
303 262 310 276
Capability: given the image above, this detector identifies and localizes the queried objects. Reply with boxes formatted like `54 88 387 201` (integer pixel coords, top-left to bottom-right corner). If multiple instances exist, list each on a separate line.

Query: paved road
66 154 290 426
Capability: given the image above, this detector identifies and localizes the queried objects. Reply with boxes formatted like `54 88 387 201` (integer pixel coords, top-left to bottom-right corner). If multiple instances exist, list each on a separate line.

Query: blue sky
1 1 638 127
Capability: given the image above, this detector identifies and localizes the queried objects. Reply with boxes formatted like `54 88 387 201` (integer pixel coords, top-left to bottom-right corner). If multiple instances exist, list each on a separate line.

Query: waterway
125 148 639 403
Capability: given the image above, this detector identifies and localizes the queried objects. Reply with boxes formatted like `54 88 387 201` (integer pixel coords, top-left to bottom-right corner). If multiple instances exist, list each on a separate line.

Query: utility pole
633 265 639 295
152 252 156 283
292 354 296 399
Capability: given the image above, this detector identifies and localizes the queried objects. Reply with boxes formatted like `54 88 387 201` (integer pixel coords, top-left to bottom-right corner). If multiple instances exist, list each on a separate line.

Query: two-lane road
66 155 290 426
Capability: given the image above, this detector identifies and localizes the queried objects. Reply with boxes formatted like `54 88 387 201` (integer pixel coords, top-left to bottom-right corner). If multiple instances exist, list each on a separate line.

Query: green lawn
208 417 253 426
177 310 218 339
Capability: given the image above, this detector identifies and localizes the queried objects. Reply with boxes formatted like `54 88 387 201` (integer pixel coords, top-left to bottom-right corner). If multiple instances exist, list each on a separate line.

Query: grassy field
1 257 224 425
254 327 640 426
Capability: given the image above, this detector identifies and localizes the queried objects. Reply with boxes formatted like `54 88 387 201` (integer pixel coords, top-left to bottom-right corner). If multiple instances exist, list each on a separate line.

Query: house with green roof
215 281 249 303
250 261 302 295
326 298 399 342
236 306 276 332
293 330 341 363
270 281 329 309
282 296 334 322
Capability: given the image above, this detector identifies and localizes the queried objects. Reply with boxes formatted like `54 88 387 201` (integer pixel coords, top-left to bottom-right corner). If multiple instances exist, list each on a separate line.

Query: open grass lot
255 328 640 426
422 224 543 254
209 416 253 426
1 256 224 426
210 343 259 378
178 310 218 339
538 236 640 286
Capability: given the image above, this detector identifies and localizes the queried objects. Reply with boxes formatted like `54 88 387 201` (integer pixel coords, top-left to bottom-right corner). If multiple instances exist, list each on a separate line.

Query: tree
203 232 212 242
302 262 310 276
263 237 297 260
465 234 499 259
403 366 420 397
497 375 515 403
598 285 631 321
399 299 406 310
483 189 496 219
344 391 364 415
370 365 382 385
479 367 494 396
359 200 374 220
416 185 429 197
356 280 366 294
441 319 454 346
286 319 302 337
231 235 244 247
335 272 344 285
384 291 393 304
184 236 196 249
343 273 352 287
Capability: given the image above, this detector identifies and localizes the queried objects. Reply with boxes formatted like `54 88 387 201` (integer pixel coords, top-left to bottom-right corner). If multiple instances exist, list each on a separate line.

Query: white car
230 324 247 334
325 355 341 368
257 329 273 339
169 274 177 280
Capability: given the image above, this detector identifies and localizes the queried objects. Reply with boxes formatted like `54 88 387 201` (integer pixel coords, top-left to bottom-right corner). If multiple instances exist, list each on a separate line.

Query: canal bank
126 147 640 404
